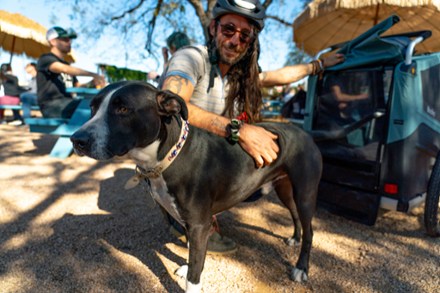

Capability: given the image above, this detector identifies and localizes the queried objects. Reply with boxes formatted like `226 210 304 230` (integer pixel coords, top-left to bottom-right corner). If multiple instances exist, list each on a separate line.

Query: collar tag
124 174 142 189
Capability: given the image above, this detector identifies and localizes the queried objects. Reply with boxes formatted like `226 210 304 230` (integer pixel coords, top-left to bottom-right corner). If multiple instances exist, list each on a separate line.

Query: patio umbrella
293 0 440 56
0 10 75 63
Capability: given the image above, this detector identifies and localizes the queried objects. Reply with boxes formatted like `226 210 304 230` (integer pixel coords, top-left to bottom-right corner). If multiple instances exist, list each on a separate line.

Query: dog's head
71 81 188 160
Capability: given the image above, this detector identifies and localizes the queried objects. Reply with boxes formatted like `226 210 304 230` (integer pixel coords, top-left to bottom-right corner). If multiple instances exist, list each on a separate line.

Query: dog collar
137 118 189 179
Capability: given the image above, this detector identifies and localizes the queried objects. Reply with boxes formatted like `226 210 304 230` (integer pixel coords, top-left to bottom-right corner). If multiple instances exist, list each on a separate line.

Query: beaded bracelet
310 59 325 75
227 118 243 144
316 59 323 71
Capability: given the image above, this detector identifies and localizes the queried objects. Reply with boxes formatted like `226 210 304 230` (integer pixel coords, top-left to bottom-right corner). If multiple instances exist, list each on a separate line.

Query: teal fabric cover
387 53 440 143
328 15 408 71
304 14 440 144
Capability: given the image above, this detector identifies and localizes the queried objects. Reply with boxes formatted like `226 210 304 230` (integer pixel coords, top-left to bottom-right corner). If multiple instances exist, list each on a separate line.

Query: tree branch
187 0 207 19
266 14 293 27
262 0 273 9
186 0 216 41
145 0 164 53
110 0 146 21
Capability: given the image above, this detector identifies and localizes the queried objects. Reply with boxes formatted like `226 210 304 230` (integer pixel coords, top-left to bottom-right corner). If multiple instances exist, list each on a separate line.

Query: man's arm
162 75 229 136
331 85 369 102
260 64 313 87
162 75 279 167
48 62 105 87
259 53 345 87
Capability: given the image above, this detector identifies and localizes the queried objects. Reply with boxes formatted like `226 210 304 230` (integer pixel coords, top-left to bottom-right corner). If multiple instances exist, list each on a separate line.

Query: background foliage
98 64 148 83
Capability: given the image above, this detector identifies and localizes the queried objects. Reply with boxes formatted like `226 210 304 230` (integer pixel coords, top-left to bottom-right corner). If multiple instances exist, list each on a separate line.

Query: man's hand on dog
239 124 279 168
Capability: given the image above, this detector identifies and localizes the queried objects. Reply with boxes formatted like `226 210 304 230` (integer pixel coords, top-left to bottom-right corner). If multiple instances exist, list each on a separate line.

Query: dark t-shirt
1 73 27 96
36 53 78 106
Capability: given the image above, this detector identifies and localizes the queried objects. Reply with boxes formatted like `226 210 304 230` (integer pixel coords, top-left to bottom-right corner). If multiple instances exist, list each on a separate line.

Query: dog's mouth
81 149 115 161
72 147 85 157
71 140 116 161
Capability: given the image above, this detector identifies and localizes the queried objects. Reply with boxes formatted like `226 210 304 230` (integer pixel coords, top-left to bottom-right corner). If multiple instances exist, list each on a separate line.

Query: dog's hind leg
175 220 211 293
283 141 321 283
291 199 314 282
273 175 301 246
290 173 320 282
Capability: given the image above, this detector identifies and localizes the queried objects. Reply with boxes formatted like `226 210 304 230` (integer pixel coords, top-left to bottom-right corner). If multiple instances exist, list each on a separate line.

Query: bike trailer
303 15 440 236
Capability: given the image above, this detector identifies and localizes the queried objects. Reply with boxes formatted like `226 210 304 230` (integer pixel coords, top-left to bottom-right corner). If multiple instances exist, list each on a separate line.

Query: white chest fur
148 176 184 227
129 141 185 227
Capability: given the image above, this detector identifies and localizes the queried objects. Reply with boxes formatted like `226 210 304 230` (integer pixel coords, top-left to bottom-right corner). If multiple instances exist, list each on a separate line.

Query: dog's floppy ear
156 90 189 120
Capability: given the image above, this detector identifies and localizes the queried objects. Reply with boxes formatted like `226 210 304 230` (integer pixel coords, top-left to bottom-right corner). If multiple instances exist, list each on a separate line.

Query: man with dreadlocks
159 0 344 253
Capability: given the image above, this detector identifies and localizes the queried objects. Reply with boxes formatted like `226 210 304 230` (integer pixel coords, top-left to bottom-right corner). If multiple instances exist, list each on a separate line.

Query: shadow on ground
0 125 438 292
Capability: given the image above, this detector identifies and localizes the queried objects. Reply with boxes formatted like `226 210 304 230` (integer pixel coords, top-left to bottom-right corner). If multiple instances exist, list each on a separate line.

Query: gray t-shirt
159 45 228 116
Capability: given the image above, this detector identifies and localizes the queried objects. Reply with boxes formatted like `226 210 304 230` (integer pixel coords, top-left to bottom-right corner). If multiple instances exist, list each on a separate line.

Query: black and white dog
71 81 322 292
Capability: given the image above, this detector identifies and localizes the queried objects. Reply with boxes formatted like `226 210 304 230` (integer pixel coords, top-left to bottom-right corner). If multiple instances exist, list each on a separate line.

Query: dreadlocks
207 23 263 123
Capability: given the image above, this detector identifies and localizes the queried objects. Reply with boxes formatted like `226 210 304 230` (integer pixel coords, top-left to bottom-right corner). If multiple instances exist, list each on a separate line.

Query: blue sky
1 0 301 84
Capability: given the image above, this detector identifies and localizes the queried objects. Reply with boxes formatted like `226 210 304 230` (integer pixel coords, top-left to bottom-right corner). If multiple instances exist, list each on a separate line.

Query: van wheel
425 153 440 237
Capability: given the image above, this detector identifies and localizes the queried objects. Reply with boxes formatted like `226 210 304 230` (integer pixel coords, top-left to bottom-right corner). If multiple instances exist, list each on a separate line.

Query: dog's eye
116 106 129 114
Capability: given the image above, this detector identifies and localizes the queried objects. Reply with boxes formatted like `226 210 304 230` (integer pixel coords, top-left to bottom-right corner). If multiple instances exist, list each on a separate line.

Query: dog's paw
186 281 202 293
285 237 300 247
291 267 308 282
175 264 188 279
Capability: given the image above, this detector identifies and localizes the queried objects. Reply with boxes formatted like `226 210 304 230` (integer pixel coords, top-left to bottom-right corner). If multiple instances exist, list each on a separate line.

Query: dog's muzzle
71 127 115 160
70 129 90 157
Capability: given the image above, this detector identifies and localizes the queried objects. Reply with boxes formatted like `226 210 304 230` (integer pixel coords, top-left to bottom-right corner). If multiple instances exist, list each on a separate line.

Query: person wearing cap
159 0 345 253
36 26 105 118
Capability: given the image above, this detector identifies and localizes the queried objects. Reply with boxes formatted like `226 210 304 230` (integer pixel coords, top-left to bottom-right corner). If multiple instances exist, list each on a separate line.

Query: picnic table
66 87 100 98
26 87 100 158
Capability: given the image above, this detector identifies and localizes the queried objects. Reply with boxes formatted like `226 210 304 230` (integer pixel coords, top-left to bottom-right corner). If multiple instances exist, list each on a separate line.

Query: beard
217 40 248 66
58 44 72 55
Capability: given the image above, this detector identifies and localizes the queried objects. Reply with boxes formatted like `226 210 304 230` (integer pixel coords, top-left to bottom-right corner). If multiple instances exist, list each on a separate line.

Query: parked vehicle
303 15 439 236
261 99 284 119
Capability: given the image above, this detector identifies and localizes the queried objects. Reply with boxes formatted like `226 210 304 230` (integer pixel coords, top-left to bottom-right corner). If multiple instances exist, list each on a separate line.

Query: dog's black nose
70 130 90 155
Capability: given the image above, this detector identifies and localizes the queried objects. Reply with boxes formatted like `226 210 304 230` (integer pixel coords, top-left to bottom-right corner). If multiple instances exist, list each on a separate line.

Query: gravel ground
0 123 439 293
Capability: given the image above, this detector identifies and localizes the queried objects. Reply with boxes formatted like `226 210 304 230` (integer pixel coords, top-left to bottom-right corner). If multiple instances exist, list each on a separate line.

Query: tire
425 153 440 237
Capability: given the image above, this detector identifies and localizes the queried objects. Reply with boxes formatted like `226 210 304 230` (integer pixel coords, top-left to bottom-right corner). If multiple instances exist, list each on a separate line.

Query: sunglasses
218 23 254 44
57 37 72 43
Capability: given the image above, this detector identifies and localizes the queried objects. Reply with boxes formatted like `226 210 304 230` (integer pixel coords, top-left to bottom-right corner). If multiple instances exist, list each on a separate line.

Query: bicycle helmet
212 0 265 30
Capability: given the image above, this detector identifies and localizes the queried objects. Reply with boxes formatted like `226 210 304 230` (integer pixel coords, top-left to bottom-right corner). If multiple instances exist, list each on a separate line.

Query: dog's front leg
175 222 211 293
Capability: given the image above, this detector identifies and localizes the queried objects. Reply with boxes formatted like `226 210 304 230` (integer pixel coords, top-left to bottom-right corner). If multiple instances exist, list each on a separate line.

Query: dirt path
0 124 439 292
